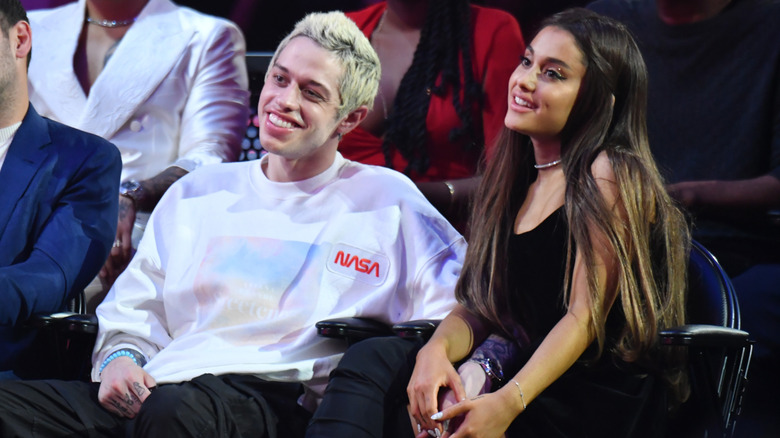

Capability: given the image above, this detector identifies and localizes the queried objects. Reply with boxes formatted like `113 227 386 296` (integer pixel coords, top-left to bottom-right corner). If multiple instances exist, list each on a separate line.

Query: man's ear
336 105 369 137
11 21 31 61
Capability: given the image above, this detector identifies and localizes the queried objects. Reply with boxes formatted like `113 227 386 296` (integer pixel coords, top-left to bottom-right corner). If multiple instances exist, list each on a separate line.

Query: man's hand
412 360 492 437
97 356 156 418
100 195 136 289
407 343 467 435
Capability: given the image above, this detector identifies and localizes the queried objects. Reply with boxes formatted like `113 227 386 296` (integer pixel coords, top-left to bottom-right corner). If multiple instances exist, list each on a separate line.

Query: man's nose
277 85 301 110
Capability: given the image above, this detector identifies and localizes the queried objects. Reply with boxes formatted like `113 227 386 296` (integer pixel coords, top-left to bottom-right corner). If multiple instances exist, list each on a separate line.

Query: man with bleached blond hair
0 11 463 438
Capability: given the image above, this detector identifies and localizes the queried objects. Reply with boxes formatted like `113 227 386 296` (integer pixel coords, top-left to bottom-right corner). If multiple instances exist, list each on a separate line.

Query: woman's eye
544 68 565 80
520 56 531 67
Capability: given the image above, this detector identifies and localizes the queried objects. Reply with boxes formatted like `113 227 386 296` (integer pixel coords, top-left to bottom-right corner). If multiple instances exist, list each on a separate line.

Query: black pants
306 336 423 438
0 373 310 438
306 337 668 438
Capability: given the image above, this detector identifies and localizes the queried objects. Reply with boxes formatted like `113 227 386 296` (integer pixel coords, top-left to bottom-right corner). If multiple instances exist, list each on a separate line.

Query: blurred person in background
26 0 249 306
341 0 524 230
588 0 780 435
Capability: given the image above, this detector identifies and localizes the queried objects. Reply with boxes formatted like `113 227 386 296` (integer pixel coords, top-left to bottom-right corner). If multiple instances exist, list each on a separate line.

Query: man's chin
257 137 287 156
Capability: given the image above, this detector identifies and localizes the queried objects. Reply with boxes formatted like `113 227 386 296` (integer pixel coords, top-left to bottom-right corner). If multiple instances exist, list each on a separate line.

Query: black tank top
506 207 570 345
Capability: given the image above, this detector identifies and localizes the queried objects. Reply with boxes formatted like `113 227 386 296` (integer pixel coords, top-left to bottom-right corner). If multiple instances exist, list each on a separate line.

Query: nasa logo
327 243 389 285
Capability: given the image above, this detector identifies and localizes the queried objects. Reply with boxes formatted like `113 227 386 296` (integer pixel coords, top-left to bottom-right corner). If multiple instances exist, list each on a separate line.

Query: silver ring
113 240 122 248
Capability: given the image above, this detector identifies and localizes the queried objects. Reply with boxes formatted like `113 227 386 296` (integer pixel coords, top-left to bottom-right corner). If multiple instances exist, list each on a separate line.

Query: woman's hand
408 342 467 434
431 386 519 438
97 356 156 418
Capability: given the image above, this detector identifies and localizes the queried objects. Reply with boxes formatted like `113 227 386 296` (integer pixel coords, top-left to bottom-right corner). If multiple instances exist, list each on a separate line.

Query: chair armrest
660 324 750 348
392 319 441 340
57 313 99 335
316 317 393 344
28 312 98 334
27 312 81 329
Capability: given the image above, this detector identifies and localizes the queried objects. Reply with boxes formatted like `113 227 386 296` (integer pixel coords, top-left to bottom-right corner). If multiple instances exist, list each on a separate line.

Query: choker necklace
86 16 137 28
534 159 562 169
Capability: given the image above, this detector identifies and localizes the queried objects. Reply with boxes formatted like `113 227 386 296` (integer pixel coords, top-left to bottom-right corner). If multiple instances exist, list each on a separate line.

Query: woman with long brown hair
308 8 690 437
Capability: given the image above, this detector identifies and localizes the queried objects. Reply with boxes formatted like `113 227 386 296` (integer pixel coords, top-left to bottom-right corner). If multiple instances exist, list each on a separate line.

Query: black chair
662 241 753 438
239 51 273 162
316 240 754 438
22 290 98 380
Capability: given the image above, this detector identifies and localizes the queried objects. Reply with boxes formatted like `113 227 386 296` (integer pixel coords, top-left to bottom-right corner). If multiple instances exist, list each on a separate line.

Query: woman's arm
434 246 617 438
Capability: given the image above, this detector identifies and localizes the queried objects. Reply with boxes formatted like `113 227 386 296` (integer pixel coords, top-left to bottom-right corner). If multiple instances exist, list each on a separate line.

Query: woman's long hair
382 0 483 175
455 8 690 405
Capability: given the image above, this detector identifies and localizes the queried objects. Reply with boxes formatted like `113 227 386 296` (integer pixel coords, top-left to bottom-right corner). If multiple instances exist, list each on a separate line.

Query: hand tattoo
110 398 130 416
118 196 134 220
133 382 147 398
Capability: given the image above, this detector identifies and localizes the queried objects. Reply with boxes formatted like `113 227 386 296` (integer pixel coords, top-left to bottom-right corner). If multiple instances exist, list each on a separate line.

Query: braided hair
382 0 483 176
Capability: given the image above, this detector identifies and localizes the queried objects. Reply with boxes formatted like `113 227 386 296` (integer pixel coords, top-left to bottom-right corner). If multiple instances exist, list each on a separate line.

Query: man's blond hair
267 11 380 119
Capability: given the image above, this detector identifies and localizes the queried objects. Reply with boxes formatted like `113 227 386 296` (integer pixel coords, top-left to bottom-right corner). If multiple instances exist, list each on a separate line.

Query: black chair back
664 240 753 438
240 52 273 162
686 240 740 329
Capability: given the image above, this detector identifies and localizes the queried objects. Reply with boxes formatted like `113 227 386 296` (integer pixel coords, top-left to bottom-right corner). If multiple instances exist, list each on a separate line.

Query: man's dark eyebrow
525 44 573 71
270 62 333 99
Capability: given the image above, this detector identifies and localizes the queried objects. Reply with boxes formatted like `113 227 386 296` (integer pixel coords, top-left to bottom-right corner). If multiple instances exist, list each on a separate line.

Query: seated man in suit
0 11 464 438
0 0 121 378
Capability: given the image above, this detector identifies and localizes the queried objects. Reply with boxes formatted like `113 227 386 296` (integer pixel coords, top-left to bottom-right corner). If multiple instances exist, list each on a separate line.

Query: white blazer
28 0 250 182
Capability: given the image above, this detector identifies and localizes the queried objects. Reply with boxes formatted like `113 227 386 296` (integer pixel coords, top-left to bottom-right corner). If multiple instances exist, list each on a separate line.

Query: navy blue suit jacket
0 105 121 370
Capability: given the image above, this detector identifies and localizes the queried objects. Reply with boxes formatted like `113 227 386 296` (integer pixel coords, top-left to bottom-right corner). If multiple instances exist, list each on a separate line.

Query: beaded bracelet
99 348 147 374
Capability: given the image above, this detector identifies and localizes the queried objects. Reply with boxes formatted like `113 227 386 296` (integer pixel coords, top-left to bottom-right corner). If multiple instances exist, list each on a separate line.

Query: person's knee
328 337 422 395
0 383 28 429
338 337 420 375
133 384 210 435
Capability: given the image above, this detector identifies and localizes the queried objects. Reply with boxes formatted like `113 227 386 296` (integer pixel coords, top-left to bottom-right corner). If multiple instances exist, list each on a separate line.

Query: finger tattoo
133 382 146 397
110 399 130 416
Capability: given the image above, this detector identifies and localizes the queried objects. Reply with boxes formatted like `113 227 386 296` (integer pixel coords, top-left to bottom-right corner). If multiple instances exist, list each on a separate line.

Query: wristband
99 348 147 374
